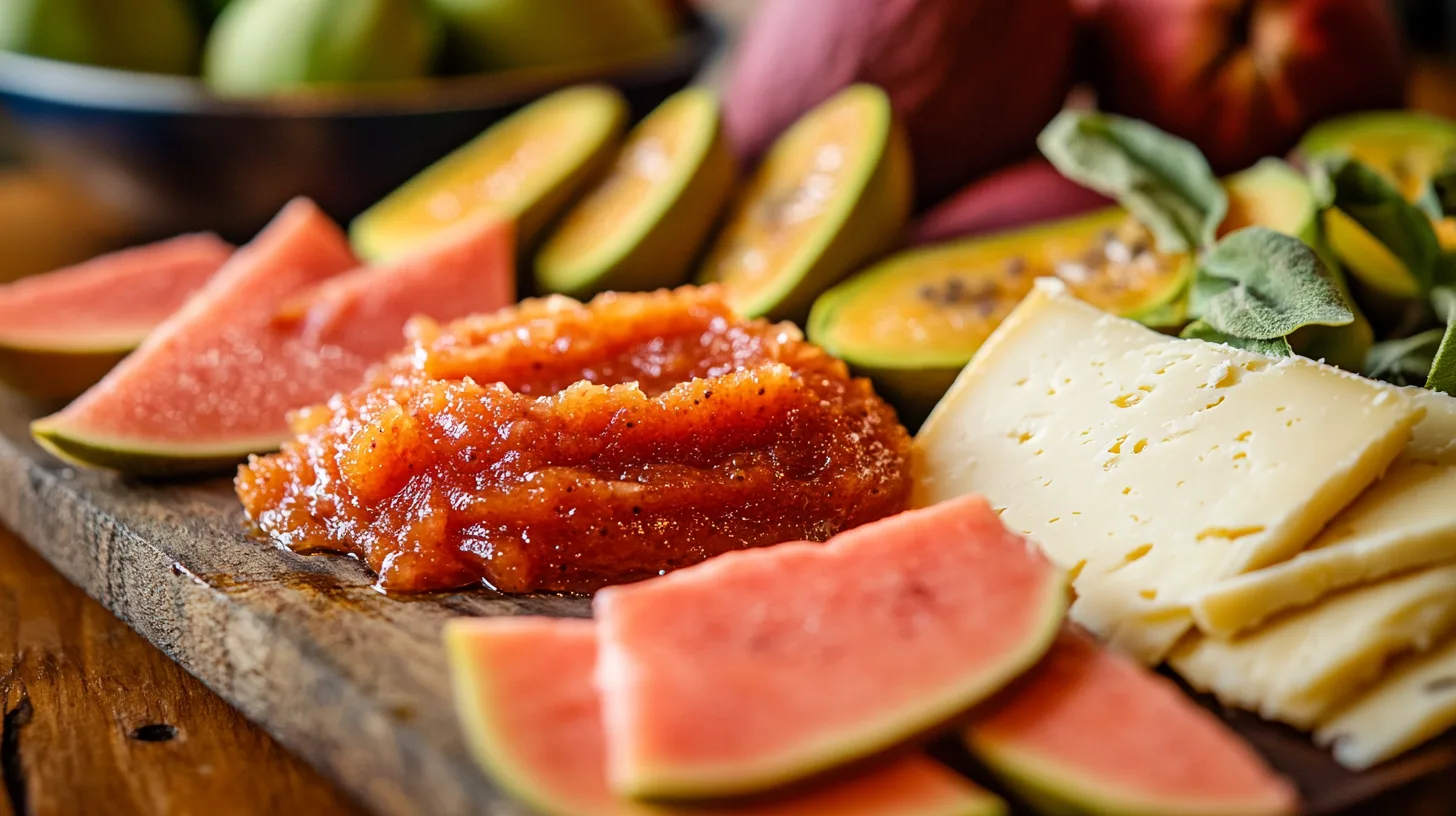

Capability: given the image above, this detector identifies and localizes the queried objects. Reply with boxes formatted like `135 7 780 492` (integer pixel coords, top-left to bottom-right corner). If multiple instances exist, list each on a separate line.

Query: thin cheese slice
1170 563 1456 729
1406 387 1456 464
1315 636 1456 770
1191 460 1456 637
914 279 1421 663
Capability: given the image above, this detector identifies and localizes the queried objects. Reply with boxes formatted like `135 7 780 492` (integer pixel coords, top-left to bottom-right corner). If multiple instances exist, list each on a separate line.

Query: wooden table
0 523 363 816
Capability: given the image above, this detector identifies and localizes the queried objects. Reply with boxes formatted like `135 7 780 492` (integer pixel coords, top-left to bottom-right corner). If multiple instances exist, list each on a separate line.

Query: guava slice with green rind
535 87 736 298
697 84 912 321
0 233 232 401
966 629 1298 816
593 495 1066 800
808 159 1350 424
350 84 628 261
445 616 1007 816
32 202 514 476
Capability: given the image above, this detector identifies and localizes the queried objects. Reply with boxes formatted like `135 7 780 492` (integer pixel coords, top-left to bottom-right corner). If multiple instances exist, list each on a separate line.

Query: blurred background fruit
0 0 200 74
722 0 1077 205
429 0 677 73
203 0 441 96
1081 0 1406 174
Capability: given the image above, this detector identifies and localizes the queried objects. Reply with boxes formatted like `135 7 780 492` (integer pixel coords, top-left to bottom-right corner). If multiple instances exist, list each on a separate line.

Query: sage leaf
1181 320 1294 356
1188 227 1354 340
1427 287 1456 395
1312 155 1441 294
1365 329 1444 386
1038 110 1227 253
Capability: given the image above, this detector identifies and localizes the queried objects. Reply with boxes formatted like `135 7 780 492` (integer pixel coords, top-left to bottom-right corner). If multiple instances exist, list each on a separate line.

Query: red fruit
1086 0 1405 173
723 0 1077 205
910 159 1112 245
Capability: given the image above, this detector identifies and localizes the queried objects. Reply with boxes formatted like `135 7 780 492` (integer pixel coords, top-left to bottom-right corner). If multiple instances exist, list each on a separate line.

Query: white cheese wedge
1191 460 1456 637
914 279 1422 663
1315 636 1456 770
1170 563 1456 729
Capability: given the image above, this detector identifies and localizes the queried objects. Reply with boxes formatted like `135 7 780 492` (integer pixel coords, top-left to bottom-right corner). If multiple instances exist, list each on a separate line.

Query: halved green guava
535 87 736 298
350 84 628 261
593 495 1066 800
445 616 1007 816
697 84 912 321
807 159 1359 424
432 0 676 73
0 233 231 401
1299 111 1456 298
966 629 1298 816
31 201 514 477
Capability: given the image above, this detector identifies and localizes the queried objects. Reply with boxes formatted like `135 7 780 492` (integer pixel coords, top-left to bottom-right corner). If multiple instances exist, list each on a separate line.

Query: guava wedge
0 233 232 401
430 0 677 73
445 616 1008 816
966 629 1299 816
32 202 514 477
535 87 736 298
593 494 1066 800
350 84 628 261
697 84 912 321
808 159 1363 423
1298 111 1456 298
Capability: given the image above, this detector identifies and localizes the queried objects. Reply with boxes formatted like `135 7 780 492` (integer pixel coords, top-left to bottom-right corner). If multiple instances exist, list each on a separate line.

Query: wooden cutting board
0 386 1452 816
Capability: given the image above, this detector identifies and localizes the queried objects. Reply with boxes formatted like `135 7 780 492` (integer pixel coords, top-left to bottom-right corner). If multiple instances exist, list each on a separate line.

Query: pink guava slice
0 233 233 400
32 202 514 476
593 494 1067 800
966 629 1299 816
445 616 1006 816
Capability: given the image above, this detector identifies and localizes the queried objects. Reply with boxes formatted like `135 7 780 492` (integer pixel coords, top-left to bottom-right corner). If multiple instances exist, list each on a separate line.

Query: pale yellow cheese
914 279 1422 663
1191 461 1456 637
1191 390 1456 638
1170 563 1456 729
1315 635 1456 770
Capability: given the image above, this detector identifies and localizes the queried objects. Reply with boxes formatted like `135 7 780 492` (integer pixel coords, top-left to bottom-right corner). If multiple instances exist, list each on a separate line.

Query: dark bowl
0 20 717 244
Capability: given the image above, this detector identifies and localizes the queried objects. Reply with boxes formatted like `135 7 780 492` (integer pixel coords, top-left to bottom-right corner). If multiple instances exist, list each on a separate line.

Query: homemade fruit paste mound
236 286 911 593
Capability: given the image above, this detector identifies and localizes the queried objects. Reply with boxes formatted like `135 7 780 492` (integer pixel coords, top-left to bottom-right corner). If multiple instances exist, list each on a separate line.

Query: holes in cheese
914 278 1421 664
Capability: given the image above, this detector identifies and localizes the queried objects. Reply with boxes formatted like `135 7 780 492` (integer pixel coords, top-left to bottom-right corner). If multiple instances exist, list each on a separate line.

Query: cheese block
914 278 1422 663
1191 460 1456 637
1170 563 1456 729
1315 636 1456 770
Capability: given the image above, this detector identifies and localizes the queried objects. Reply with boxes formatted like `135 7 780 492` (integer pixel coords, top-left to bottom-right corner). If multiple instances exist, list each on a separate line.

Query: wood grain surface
0 523 363 816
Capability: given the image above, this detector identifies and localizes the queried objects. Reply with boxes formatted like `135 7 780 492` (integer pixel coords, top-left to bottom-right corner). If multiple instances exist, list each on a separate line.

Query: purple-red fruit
723 0 1077 205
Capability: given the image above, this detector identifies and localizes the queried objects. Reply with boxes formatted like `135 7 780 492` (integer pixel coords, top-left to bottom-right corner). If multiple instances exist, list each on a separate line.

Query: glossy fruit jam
236 287 912 593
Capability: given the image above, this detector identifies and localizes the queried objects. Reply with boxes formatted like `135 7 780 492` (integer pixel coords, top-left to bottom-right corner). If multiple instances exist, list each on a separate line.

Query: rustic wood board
0 384 1453 815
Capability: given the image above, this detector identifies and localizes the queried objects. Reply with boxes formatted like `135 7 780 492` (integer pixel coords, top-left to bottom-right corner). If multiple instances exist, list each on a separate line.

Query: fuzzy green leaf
1188 227 1354 341
1038 110 1227 254
1180 320 1294 356
1312 156 1441 294
1427 287 1456 396
1365 330 1444 386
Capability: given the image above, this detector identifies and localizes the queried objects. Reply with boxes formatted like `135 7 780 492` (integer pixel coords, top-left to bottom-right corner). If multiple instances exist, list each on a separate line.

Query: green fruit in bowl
0 0 200 74
430 0 676 72
203 0 441 96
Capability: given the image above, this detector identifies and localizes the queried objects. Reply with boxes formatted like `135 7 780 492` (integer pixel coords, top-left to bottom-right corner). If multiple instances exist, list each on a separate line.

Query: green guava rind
29 420 279 478
447 616 1012 816
533 88 736 298
349 85 628 262
703 84 913 323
